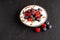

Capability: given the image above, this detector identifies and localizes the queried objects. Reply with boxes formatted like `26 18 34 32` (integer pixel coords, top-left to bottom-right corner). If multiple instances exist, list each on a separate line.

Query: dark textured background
0 0 60 40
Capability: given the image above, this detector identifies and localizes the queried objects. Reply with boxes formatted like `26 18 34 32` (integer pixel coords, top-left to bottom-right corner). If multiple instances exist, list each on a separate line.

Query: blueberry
37 19 40 22
43 28 47 32
38 8 40 10
48 25 52 29
24 16 28 19
32 14 35 17
35 17 37 20
32 13 35 15
46 21 50 25
35 18 40 22
30 15 33 18
35 9 37 11
40 14 42 16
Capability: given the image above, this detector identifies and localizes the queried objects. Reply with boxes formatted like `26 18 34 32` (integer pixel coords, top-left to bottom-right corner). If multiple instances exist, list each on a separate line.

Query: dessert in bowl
20 5 47 27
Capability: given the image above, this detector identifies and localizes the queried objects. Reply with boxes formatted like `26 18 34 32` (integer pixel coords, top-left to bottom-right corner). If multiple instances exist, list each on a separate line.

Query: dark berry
43 28 47 32
46 21 50 25
40 14 42 16
38 8 40 10
30 15 33 18
24 16 28 19
32 13 35 15
35 17 37 20
48 25 52 29
35 18 40 22
35 9 37 11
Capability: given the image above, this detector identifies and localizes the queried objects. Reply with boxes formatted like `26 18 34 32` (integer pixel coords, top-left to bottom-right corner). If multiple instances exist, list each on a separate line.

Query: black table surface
0 0 60 40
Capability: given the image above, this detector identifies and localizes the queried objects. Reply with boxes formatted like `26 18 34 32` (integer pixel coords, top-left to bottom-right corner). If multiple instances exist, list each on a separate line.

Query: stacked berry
23 9 42 22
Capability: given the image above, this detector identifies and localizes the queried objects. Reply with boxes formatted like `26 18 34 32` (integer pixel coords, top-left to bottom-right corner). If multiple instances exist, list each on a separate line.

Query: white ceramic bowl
19 5 48 27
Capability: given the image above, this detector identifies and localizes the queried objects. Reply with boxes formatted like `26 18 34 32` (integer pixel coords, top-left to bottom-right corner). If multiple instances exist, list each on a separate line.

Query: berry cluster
23 8 42 22
34 21 52 32
22 8 52 32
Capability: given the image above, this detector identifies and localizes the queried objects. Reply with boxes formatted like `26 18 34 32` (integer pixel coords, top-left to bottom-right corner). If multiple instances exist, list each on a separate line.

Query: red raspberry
35 11 41 16
35 28 41 32
28 12 32 16
42 24 47 28
37 16 41 19
27 18 32 21
25 12 31 17
25 13 28 16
